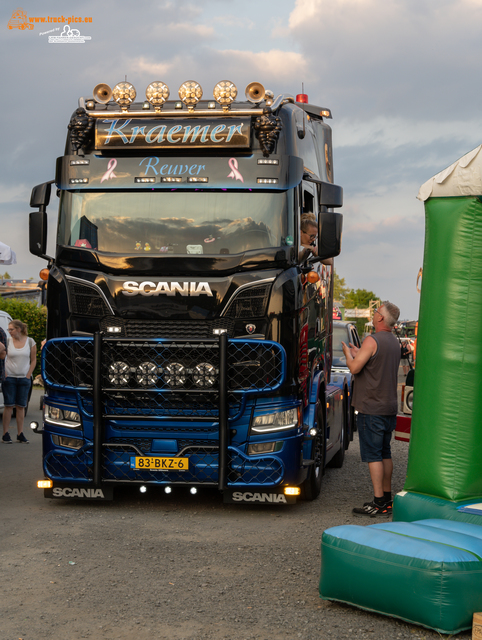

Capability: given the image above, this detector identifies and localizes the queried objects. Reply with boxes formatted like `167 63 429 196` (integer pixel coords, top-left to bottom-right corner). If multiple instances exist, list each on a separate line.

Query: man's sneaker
353 501 390 517
364 499 393 511
17 432 29 444
2 432 12 444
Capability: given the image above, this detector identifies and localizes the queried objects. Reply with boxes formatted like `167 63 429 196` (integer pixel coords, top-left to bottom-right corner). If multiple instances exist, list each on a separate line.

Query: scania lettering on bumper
223 489 296 504
45 486 114 500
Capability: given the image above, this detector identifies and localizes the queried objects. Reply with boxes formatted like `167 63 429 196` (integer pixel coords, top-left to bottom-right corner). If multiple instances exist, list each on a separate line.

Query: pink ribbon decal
227 157 244 183
101 158 117 183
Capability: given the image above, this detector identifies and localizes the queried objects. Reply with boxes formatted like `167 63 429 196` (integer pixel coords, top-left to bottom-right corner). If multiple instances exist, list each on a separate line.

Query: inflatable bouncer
320 145 482 634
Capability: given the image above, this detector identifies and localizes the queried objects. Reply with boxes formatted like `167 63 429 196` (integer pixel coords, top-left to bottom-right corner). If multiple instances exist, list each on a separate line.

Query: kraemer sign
95 118 251 150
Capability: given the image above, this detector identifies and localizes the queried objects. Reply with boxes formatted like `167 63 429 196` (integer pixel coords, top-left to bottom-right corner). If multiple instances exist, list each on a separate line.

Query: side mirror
30 182 52 210
318 211 343 260
29 211 48 257
29 181 54 260
318 182 343 208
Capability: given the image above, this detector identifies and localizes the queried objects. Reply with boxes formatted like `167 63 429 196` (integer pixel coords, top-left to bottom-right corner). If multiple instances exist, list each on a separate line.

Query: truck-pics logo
122 281 213 297
8 9 93 42
8 8 33 30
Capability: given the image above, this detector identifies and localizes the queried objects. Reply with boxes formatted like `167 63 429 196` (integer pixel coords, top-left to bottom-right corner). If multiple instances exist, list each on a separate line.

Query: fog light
164 486 172 494
247 442 277 455
140 485 147 494
193 363 217 388
108 361 130 386
30 421 39 431
309 427 317 437
136 362 158 387
52 435 83 450
190 487 197 495
164 362 186 387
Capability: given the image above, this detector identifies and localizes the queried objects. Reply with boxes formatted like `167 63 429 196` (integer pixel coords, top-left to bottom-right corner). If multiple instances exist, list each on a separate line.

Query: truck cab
29 79 349 503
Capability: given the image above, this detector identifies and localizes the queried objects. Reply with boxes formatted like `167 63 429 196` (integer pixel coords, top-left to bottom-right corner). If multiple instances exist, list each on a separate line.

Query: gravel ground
0 388 472 640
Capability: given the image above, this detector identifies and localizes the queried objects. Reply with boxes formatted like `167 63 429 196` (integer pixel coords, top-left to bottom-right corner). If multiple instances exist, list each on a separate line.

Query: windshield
58 190 293 255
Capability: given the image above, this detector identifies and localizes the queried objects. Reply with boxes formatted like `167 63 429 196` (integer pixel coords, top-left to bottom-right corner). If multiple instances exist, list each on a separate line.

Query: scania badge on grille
122 281 213 296
246 323 256 334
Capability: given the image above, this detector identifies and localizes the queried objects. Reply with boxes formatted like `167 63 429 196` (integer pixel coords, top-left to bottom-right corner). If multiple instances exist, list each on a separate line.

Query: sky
2 0 482 320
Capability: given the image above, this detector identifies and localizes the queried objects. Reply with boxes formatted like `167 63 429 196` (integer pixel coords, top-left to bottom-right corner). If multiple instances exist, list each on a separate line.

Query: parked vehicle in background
402 368 414 415
332 320 361 437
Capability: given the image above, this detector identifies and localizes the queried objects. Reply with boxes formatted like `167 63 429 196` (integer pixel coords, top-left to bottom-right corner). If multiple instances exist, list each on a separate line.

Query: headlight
251 409 298 433
406 390 413 411
44 405 81 429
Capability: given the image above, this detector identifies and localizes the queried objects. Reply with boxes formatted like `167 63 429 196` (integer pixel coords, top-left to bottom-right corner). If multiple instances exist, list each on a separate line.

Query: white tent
417 144 482 201
0 241 17 265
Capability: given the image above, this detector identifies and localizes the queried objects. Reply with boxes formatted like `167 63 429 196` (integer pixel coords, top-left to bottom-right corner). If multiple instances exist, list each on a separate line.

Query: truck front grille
44 444 284 486
100 317 235 339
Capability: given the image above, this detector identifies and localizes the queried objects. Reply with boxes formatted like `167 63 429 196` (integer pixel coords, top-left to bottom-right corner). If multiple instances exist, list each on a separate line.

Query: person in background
0 324 6 383
342 301 401 516
1 320 37 444
400 338 413 376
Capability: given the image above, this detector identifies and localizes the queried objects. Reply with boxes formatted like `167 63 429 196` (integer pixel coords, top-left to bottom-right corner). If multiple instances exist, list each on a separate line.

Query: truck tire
301 407 325 501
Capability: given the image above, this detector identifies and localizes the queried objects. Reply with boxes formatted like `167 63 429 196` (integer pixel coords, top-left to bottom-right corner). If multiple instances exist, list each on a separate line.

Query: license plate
130 456 189 471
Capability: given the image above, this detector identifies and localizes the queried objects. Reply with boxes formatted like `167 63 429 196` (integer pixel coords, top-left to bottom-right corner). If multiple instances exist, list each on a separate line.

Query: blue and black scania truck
29 79 351 503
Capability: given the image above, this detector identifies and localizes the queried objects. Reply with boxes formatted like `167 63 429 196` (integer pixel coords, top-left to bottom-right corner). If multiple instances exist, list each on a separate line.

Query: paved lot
0 386 472 640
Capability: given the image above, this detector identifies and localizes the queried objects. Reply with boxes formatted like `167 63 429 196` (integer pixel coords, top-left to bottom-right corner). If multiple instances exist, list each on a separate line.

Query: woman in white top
1 320 37 444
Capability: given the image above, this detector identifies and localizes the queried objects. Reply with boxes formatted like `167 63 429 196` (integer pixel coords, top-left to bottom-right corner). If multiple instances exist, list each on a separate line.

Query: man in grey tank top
342 301 401 516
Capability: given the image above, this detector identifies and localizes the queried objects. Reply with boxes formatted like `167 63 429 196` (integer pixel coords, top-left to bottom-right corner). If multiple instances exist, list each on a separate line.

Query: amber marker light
39 268 49 281
307 271 320 283
38 479 53 489
284 487 301 496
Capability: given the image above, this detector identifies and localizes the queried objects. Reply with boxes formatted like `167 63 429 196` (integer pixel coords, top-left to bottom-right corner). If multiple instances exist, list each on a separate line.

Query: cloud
287 0 482 122
214 49 309 80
